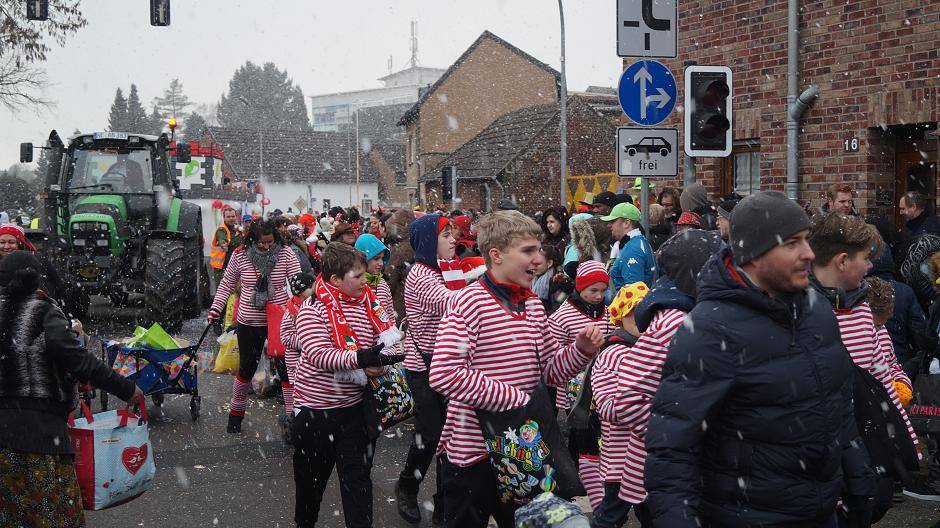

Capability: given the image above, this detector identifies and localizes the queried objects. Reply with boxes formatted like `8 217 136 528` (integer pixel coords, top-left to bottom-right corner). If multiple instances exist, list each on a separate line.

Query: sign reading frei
618 60 677 126
617 127 678 177
617 0 677 58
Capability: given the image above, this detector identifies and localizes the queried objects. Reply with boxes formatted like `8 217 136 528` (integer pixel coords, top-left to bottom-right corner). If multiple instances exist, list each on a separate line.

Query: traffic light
441 166 454 201
150 0 170 26
684 65 732 157
25 0 48 20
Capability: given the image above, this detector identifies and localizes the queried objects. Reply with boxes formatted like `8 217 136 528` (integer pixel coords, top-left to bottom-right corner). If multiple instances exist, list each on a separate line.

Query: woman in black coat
0 251 143 527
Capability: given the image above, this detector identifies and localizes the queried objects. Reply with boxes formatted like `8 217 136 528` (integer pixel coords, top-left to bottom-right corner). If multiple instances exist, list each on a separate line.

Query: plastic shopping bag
126 323 180 350
251 356 276 395
68 401 156 511
213 330 240 374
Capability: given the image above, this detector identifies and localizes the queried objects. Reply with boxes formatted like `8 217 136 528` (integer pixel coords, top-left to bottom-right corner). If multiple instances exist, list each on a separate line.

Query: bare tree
0 0 87 110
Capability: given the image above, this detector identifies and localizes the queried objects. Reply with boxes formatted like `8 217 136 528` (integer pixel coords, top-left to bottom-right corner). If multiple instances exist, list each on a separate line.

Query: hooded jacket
409 213 442 269
644 248 873 527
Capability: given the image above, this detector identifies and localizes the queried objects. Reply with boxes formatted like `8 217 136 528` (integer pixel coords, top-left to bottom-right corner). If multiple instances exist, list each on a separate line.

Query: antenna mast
410 21 419 67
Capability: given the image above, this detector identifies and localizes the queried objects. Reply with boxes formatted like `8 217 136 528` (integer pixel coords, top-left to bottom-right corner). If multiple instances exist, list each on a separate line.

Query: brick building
398 31 561 206
421 94 622 213
651 0 938 224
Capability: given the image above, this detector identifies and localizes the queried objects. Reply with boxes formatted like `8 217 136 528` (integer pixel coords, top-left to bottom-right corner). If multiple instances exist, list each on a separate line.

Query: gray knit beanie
729 191 810 265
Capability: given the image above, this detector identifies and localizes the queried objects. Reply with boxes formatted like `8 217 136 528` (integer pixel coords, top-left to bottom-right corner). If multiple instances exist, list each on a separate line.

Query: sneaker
395 479 421 524
893 481 905 504
903 483 940 501
226 414 243 434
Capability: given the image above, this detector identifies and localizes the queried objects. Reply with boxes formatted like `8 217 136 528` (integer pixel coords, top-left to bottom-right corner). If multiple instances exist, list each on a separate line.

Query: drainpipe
483 182 492 212
786 0 819 200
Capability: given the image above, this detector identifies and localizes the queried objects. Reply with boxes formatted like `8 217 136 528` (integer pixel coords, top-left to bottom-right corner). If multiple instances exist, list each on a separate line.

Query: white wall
261 181 380 215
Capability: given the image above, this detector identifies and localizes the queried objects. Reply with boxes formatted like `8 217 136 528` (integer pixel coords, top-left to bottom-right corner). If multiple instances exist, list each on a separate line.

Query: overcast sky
1 0 621 169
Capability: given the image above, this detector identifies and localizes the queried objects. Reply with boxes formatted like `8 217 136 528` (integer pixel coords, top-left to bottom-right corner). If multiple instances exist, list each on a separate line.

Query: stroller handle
193 323 215 351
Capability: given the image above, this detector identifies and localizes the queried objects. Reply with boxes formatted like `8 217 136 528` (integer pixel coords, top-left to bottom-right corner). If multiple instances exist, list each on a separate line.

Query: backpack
852 365 920 478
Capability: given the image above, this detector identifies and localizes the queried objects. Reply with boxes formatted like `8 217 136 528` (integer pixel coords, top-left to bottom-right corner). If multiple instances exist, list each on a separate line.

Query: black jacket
904 210 940 239
870 247 927 376
0 293 136 454
644 249 874 528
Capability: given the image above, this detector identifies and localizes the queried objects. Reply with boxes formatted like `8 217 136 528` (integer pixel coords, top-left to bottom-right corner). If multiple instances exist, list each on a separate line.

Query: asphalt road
79 301 940 527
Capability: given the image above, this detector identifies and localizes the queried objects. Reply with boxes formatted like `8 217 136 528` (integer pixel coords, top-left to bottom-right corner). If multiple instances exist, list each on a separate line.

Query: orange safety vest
210 224 232 270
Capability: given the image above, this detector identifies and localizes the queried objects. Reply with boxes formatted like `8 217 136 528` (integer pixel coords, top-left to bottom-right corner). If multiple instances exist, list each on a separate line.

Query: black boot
395 478 421 524
431 496 444 527
226 413 243 434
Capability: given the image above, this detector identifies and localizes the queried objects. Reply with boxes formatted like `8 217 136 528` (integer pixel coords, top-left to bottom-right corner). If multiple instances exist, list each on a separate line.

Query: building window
720 141 760 197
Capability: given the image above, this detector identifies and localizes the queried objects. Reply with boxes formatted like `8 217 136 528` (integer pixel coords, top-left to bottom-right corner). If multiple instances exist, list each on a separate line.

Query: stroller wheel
190 395 201 421
152 393 165 407
100 391 109 412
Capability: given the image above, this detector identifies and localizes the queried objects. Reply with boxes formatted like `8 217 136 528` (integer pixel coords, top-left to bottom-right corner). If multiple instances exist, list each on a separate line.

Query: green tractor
21 130 210 331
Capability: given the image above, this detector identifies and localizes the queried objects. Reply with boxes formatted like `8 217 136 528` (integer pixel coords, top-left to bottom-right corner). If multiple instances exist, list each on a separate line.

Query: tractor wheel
183 238 205 319
145 238 187 332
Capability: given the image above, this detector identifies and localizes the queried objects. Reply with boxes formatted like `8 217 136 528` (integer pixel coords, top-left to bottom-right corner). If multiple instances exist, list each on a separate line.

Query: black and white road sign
617 127 678 177
617 0 677 58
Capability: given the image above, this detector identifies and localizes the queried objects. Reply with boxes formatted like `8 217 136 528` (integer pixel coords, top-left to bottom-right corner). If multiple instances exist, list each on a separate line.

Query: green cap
600 202 641 222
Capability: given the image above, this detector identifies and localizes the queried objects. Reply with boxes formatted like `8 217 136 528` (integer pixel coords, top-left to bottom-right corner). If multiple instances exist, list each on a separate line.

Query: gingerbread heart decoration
122 444 148 475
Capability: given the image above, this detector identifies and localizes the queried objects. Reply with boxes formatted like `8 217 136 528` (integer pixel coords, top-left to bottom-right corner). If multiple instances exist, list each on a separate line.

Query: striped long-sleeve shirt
280 302 301 385
875 325 918 447
429 281 593 467
209 245 300 327
548 300 613 410
592 308 686 496
293 293 403 410
836 303 918 448
404 262 459 372
375 278 397 324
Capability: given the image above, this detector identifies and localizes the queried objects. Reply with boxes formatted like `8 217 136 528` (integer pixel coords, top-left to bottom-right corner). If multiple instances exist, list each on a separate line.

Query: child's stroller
95 324 214 421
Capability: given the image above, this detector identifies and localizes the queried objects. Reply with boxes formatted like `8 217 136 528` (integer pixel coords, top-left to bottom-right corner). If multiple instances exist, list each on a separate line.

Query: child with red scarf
429 211 604 527
292 243 404 528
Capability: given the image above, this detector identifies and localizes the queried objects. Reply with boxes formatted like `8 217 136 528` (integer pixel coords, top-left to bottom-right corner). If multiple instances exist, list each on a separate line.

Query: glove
894 381 913 406
355 343 405 368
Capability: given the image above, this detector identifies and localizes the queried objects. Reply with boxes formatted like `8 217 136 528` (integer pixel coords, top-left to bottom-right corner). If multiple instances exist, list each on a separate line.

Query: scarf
365 271 383 288
313 275 397 351
567 292 605 320
531 269 552 300
247 243 282 309
439 259 467 290
482 272 536 310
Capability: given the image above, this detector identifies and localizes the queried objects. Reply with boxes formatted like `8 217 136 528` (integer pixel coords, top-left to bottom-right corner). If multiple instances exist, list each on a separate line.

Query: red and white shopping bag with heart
68 400 156 510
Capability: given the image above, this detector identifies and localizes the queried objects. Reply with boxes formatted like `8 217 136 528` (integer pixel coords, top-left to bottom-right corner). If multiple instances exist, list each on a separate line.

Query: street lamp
557 0 568 210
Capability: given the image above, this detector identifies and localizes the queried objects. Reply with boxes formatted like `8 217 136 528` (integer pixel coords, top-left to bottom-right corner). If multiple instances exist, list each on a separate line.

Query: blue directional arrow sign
618 60 677 126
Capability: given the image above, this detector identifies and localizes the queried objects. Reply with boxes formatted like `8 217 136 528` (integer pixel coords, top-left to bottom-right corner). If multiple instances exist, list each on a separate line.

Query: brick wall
645 0 939 214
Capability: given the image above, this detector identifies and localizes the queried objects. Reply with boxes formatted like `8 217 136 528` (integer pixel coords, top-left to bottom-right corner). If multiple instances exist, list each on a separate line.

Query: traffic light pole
683 153 695 187
640 177 650 231
558 0 568 210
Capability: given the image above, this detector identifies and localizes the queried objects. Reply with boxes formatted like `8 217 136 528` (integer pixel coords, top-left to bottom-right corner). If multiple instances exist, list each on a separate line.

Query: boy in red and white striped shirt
395 213 462 524
592 230 723 528
429 211 604 528
291 243 404 528
549 260 614 412
808 213 918 520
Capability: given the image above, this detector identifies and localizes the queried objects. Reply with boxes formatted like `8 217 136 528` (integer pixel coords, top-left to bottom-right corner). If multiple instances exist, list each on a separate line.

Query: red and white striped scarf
438 259 467 290
313 275 394 350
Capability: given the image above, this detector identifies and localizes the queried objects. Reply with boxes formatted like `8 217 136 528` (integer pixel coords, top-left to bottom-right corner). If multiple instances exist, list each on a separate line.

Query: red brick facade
643 0 938 220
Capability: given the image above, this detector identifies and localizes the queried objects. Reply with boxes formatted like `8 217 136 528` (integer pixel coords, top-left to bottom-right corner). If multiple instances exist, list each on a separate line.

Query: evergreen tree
217 61 310 130
34 147 49 181
108 88 128 131
149 107 165 136
125 84 149 133
152 78 192 121
183 112 210 140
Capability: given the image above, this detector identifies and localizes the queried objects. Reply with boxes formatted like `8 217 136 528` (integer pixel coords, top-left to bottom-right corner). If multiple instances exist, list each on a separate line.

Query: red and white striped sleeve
616 310 687 429
296 300 359 372
376 279 397 323
281 308 299 376
429 304 528 412
209 249 242 317
591 344 632 424
537 301 593 388
548 304 575 347
877 326 911 389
